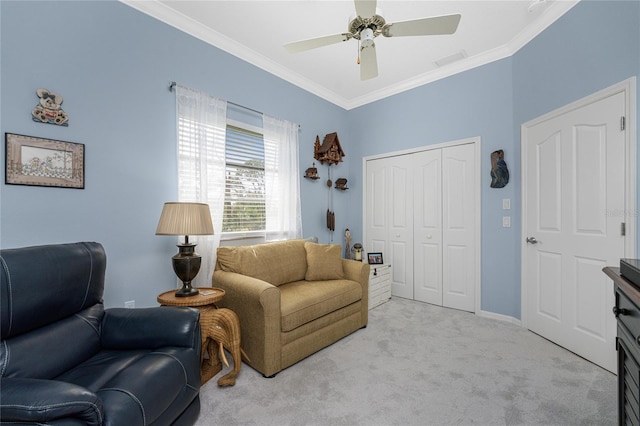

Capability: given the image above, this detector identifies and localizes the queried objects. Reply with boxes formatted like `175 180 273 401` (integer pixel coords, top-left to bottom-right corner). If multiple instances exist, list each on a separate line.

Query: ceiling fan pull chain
357 40 361 64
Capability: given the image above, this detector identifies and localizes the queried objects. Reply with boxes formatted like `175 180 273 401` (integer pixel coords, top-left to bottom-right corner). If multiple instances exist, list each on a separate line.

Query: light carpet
195 297 616 425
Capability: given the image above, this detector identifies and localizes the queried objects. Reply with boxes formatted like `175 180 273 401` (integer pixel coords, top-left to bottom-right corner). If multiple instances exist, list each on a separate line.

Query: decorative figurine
345 228 352 259
352 243 363 262
32 88 68 126
490 149 509 188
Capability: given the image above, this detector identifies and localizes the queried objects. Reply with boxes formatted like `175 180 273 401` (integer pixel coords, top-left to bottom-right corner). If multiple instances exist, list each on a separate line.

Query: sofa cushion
1 242 105 339
58 347 198 425
279 279 362 332
304 243 344 281
0 378 104 426
1 304 104 380
216 239 307 286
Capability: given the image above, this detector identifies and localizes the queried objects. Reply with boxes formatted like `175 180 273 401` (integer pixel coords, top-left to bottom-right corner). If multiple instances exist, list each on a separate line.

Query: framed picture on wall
5 133 84 189
368 252 383 265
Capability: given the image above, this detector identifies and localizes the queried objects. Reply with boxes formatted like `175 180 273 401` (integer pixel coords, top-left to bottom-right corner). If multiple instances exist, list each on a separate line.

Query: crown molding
344 44 514 109
120 0 580 111
507 0 579 54
344 0 580 109
120 0 348 106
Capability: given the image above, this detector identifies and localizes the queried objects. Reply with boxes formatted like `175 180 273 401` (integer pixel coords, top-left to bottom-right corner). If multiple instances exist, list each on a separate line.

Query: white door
414 149 443 305
365 156 414 299
523 91 627 372
366 141 477 312
442 144 476 312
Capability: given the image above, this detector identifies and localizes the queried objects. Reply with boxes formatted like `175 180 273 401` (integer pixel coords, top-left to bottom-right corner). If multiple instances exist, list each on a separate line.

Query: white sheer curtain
263 114 303 241
175 85 227 288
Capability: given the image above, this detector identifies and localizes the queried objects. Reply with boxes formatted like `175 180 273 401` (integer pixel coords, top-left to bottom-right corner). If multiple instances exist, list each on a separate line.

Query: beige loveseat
213 239 369 377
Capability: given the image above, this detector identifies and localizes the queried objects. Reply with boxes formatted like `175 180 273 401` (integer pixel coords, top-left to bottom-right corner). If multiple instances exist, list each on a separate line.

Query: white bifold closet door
365 142 476 312
365 154 414 300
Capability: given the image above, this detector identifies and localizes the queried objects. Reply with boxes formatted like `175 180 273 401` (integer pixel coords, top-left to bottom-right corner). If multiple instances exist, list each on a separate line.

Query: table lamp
156 202 214 297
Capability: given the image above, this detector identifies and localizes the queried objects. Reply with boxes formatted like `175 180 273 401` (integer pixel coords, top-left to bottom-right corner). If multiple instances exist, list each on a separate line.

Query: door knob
526 237 538 244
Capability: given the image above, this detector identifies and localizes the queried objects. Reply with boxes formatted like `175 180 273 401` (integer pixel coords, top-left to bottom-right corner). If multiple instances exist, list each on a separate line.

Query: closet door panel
442 144 476 312
388 160 414 299
414 150 443 304
365 159 388 258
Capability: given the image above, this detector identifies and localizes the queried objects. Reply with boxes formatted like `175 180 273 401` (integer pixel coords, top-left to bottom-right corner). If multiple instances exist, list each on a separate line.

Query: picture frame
5 133 84 189
368 252 384 265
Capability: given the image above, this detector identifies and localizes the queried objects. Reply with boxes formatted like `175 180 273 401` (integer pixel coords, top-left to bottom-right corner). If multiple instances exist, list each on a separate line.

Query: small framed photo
368 252 384 265
5 133 84 189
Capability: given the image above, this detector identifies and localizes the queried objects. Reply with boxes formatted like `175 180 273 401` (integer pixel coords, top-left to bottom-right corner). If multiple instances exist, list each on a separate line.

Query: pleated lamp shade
155 202 214 236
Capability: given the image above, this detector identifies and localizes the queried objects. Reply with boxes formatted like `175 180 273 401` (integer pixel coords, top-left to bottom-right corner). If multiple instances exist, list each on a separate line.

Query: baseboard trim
477 309 522 327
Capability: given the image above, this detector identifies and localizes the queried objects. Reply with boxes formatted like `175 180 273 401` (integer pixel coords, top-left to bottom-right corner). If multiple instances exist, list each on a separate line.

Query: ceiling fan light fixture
360 27 375 48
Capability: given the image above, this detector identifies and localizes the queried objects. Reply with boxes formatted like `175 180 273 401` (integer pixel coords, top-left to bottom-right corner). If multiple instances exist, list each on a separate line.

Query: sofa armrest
101 307 200 350
213 270 281 376
0 377 103 426
342 259 370 326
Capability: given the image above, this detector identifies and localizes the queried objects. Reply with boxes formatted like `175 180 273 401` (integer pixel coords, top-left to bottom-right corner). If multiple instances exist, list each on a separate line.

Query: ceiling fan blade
383 14 461 38
354 0 376 18
359 45 378 80
284 33 351 53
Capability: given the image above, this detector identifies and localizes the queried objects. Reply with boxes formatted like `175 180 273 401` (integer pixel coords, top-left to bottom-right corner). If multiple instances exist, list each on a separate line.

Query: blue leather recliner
0 242 201 425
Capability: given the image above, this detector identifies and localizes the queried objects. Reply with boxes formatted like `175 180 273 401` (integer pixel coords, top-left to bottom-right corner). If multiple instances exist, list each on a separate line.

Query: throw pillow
304 242 344 281
216 246 240 273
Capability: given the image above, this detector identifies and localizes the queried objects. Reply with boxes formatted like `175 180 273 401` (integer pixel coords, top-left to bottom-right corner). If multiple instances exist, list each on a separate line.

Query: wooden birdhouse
304 162 320 180
314 132 345 165
335 178 348 190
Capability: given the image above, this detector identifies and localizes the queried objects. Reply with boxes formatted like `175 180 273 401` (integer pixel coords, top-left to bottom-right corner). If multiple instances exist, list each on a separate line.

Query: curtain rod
169 81 299 130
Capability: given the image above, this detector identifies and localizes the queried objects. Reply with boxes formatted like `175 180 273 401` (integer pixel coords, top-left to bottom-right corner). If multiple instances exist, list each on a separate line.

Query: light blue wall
513 0 639 123
0 0 349 308
512 0 640 266
1 1 638 319
347 0 640 319
346 58 518 317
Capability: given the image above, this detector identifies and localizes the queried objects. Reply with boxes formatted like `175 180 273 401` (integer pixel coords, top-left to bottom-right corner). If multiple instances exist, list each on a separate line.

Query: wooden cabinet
369 264 391 310
604 267 640 425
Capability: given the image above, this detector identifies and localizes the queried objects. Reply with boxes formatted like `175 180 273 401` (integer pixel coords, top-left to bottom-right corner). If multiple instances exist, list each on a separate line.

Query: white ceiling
122 0 579 110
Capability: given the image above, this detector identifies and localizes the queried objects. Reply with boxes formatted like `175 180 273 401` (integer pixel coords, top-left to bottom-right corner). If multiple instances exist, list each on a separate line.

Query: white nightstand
368 264 391 309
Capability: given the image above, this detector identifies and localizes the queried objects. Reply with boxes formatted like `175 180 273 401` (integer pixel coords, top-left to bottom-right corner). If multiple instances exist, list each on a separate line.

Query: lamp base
172 243 201 297
175 286 199 297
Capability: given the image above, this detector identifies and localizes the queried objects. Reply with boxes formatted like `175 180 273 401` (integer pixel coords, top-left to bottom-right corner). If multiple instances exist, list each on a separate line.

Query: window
222 124 266 234
176 84 301 249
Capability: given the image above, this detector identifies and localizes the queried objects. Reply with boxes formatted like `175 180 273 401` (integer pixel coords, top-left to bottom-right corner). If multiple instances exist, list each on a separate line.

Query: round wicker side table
157 287 224 308
158 288 231 385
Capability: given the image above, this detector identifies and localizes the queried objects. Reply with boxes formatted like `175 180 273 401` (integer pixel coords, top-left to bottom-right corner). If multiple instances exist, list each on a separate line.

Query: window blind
222 125 266 233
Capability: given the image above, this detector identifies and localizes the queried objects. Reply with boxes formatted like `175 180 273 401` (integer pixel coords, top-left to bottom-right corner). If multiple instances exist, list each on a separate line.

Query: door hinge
621 116 626 131
621 222 626 236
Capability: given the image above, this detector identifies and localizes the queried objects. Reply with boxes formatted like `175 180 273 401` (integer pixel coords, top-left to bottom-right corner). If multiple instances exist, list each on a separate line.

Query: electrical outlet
502 216 511 228
503 198 511 210
125 300 135 309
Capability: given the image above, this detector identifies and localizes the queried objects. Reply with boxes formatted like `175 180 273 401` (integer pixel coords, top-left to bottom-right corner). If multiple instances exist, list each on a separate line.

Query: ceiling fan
283 0 461 81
